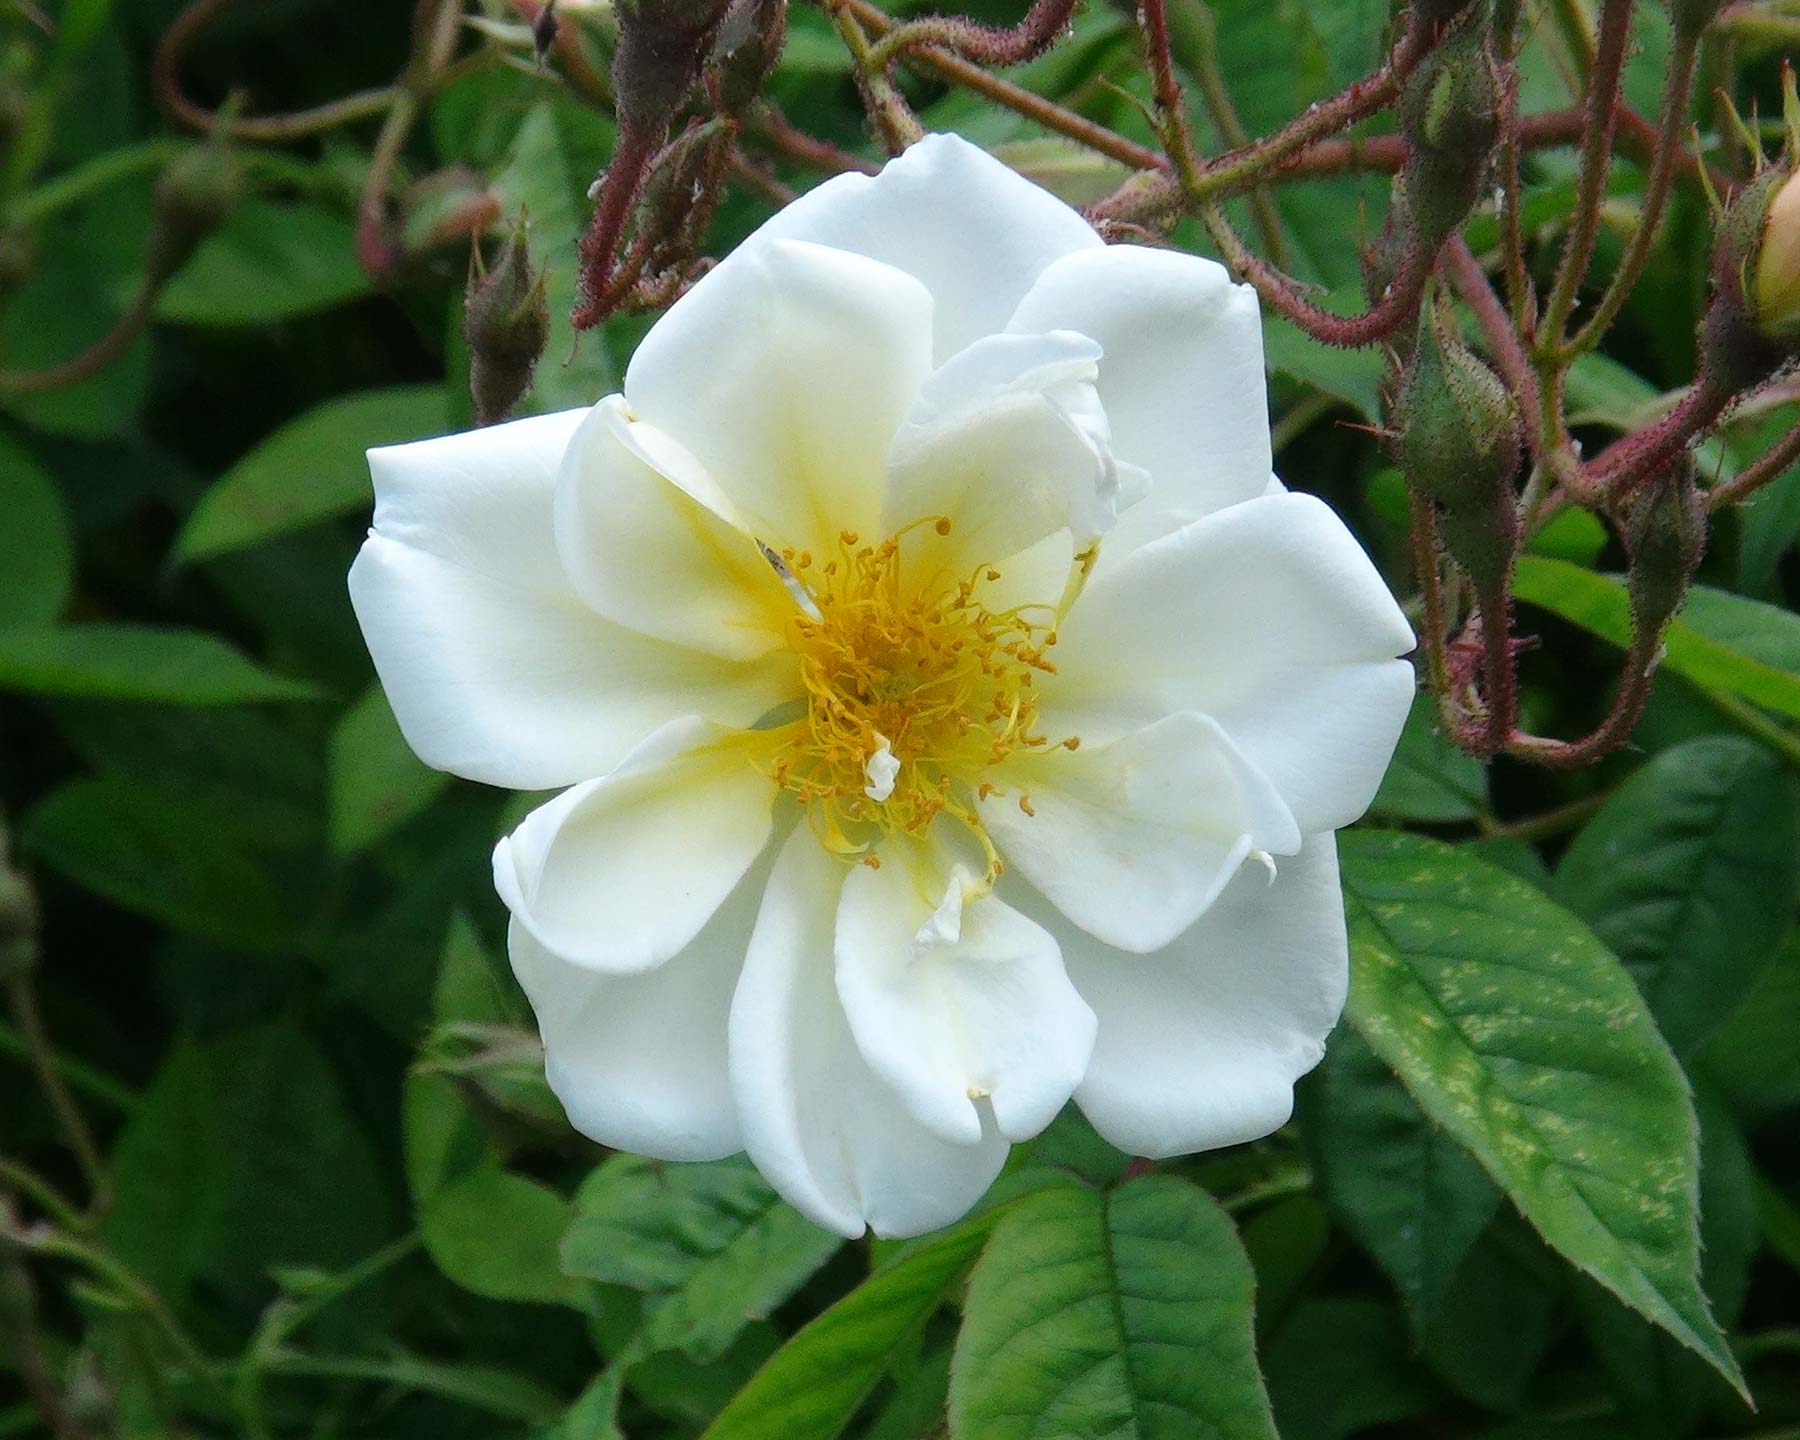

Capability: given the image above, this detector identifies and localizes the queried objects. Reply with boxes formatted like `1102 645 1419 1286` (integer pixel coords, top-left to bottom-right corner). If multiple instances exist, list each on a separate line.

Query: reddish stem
573 124 663 331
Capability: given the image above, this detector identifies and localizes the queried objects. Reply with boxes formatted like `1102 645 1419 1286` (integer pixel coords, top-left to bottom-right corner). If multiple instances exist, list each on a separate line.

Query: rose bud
465 222 551 427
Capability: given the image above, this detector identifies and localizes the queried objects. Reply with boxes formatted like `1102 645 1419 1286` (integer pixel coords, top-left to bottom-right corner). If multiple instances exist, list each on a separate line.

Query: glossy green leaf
174 385 451 563
565 1154 843 1363
1513 558 1800 720
1339 831 1745 1397
1303 1026 1499 1322
0 433 74 625
1554 735 1800 1054
329 684 451 854
0 623 317 703
1369 692 1488 824
156 201 372 325
949 1176 1277 1440
699 1201 1021 1440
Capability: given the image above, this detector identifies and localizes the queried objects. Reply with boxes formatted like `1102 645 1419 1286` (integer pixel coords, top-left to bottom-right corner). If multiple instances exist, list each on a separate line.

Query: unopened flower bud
465 222 550 427
0 827 38 983
1397 21 1501 251
711 0 787 115
401 168 503 258
612 0 732 132
1393 303 1521 597
146 139 243 288
1625 457 1706 634
1754 169 1800 341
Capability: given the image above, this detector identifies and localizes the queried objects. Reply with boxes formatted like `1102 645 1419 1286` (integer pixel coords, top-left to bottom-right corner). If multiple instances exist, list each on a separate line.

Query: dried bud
711 0 787 115
1625 456 1706 633
0 827 37 983
1397 20 1500 251
612 0 732 132
465 222 551 428
1393 303 1521 597
146 139 243 288
1754 169 1800 342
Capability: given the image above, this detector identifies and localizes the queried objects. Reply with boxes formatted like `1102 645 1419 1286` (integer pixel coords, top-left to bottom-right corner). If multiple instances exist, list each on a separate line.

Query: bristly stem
1565 26 1702 356
572 122 662 329
1710 416 1800 510
865 0 1077 71
831 0 924 153
1506 624 1661 767
3 978 109 1217
1537 0 1633 346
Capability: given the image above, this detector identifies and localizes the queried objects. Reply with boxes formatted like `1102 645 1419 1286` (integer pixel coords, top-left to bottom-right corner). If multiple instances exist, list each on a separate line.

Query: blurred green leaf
1700 932 1800 1121
950 1175 1277 1440
156 201 373 326
565 1154 843 1364
421 1163 579 1306
0 432 74 625
0 622 319 703
1340 832 1745 1398
1303 1026 1499 1324
23 776 299 952
1369 692 1488 824
1264 1298 1438 1440
329 683 451 854
1513 558 1800 720
174 384 451 563
1554 735 1800 1055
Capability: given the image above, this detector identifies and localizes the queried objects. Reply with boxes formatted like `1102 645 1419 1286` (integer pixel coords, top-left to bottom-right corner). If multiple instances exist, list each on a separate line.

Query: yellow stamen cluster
760 520 1072 879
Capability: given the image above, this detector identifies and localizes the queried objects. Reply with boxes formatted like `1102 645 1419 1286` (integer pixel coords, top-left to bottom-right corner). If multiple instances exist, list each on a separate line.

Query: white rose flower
349 133 1415 1238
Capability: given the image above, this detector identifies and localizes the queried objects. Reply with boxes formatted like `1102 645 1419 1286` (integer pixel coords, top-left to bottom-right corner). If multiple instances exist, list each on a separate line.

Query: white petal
554 396 792 660
729 827 1009 1238
835 838 1096 1144
754 132 1103 362
493 718 773 973
979 712 1300 954
1048 493 1416 834
623 238 934 555
509 884 752 1160
1012 831 1347 1159
1006 245 1272 555
883 330 1144 578
350 411 789 789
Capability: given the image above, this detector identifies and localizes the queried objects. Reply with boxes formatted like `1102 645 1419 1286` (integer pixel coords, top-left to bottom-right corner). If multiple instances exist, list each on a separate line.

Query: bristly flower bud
612 0 732 132
1625 455 1706 635
465 221 551 428
1397 18 1501 251
1698 165 1794 398
146 138 243 289
1393 301 1522 598
711 0 787 116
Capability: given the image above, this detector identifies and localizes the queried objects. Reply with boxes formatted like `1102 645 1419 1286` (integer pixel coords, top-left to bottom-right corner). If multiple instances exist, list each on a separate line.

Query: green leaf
23 777 298 953
1264 1298 1438 1440
155 201 372 326
0 433 74 625
421 1163 578 1306
700 1199 1030 1440
1513 557 1800 720
174 385 451 563
329 684 451 854
1263 304 1386 420
1369 692 1488 824
564 1154 843 1363
949 1176 1278 1440
1302 1026 1499 1323
1698 930 1800 1121
103 1025 387 1324
1553 735 1800 1054
1339 831 1745 1398
0 623 318 704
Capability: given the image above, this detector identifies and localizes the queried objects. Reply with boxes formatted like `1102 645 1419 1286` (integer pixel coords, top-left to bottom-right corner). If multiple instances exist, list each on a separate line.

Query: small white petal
979 712 1300 954
1047 492 1416 834
1007 244 1273 558
863 734 900 802
835 837 1097 1144
349 410 789 789
1011 831 1348 1159
753 132 1103 362
493 717 774 974
730 828 1009 1238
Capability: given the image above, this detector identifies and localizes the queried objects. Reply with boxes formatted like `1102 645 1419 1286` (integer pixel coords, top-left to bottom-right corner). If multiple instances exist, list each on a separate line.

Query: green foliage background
2 1 1799 1436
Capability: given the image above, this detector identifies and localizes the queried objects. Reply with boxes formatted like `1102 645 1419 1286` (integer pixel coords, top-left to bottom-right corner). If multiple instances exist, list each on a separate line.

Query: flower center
759 520 1077 879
